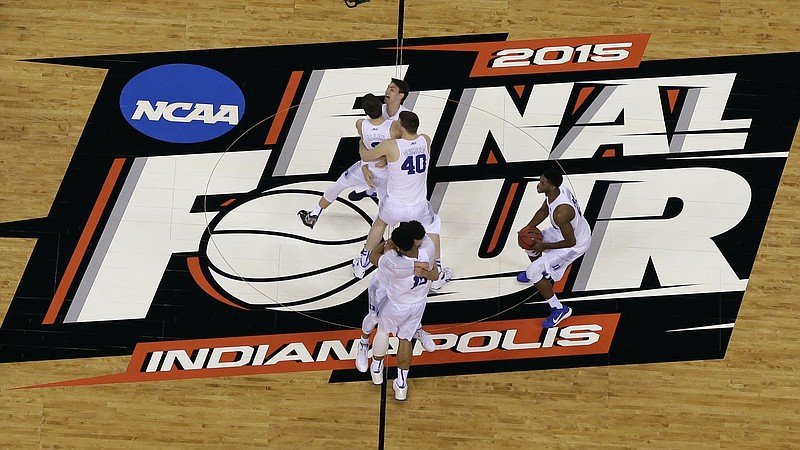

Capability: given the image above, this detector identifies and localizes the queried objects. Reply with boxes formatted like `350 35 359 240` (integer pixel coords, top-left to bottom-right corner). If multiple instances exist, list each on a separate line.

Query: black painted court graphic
0 34 798 387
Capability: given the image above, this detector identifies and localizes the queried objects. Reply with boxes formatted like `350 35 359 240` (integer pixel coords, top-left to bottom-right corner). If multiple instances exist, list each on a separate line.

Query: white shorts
377 300 426 341
378 196 441 234
323 161 388 203
368 167 388 201
525 227 587 282
537 248 584 282
366 275 388 320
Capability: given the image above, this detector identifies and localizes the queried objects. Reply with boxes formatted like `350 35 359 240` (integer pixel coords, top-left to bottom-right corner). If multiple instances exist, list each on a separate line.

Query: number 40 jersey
386 135 430 207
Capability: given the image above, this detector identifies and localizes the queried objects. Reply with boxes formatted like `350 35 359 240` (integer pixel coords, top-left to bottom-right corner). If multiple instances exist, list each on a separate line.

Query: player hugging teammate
302 79 592 400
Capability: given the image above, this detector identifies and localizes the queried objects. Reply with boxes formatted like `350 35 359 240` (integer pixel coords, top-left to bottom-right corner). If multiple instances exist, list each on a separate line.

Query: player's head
398 111 419 134
399 220 426 249
387 78 409 104
540 168 563 190
362 93 383 119
390 226 415 253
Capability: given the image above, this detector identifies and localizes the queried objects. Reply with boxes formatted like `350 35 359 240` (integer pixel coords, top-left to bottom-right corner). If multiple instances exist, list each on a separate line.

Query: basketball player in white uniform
365 225 438 401
355 221 436 373
349 77 410 201
297 93 395 228
353 111 453 290
517 168 592 328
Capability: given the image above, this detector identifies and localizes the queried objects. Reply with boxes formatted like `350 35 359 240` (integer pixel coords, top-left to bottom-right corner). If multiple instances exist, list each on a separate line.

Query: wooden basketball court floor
1 1 799 448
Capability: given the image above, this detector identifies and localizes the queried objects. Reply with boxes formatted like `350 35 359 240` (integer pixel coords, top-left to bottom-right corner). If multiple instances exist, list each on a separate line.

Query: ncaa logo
119 63 245 144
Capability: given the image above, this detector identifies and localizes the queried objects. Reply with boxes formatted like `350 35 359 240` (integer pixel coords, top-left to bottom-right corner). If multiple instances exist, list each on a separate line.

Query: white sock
371 358 383 372
359 337 369 345
397 368 409 387
546 295 563 309
436 259 443 279
311 205 323 216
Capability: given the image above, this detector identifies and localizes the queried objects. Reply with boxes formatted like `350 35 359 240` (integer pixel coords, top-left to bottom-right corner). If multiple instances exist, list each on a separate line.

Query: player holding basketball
297 93 396 228
517 168 592 328
348 78 410 202
355 221 437 374
365 225 438 401
353 111 452 290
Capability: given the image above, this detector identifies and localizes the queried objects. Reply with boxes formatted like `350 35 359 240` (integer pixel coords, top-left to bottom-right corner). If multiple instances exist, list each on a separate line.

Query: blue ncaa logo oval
119 64 245 144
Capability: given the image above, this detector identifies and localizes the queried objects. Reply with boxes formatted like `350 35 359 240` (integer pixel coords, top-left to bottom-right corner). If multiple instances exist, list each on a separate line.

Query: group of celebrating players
297 78 592 401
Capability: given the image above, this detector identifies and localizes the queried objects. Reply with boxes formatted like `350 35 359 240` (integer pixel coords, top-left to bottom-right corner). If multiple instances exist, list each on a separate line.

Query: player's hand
375 156 388 168
413 262 431 277
363 167 375 188
533 240 546 252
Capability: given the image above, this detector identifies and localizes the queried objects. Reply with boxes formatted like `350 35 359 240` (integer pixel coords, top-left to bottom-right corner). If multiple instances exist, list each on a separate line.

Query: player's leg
392 339 413 400
391 302 425 401
356 279 386 372
518 251 573 328
353 195 399 278
352 217 388 278
422 211 452 291
299 161 366 229
370 324 390 385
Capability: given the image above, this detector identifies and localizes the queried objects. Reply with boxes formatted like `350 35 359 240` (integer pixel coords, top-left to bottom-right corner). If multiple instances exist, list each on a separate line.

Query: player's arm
369 241 387 267
414 261 438 281
361 164 375 188
360 138 396 162
525 200 549 228
422 134 432 148
356 118 370 162
358 139 370 160
538 204 577 250
375 120 399 168
389 120 401 139
374 156 388 168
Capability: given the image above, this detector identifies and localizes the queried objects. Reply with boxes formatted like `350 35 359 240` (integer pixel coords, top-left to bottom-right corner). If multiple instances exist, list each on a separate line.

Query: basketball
202 184 377 311
517 225 543 251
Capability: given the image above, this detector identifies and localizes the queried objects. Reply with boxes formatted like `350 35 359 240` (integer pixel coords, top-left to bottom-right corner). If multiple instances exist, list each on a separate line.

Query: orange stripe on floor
265 70 303 145
573 86 594 114
187 256 248 310
44 158 126 325
553 265 572 294
486 182 519 253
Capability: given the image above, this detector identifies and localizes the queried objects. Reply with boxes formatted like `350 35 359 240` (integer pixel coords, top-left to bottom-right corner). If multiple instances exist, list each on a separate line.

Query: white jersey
369 234 434 301
361 117 394 149
386 135 429 206
546 186 592 254
378 250 434 306
360 118 394 173
382 103 409 121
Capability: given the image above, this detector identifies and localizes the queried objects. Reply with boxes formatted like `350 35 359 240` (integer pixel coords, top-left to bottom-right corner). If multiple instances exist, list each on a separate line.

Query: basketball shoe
542 306 572 328
392 378 408 401
413 328 436 352
352 250 372 279
355 342 369 373
348 190 369 201
297 210 318 229
370 358 384 385
430 267 452 291
518 272 554 284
